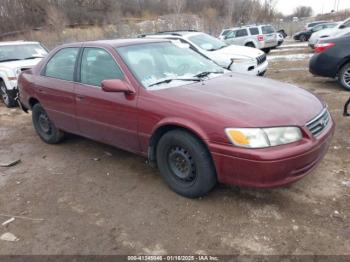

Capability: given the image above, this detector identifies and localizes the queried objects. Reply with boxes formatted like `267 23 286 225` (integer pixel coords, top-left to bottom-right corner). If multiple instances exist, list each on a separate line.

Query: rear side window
235 29 248 37
80 48 124 87
249 28 259 35
44 48 79 81
262 26 275 34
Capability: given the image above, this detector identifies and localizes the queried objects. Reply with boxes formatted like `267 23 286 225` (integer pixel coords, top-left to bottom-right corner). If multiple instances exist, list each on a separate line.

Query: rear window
261 26 275 34
249 28 259 35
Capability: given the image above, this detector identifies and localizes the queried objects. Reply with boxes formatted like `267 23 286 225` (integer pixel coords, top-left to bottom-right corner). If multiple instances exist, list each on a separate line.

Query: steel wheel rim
167 146 196 183
343 69 350 88
38 111 52 135
0 85 9 104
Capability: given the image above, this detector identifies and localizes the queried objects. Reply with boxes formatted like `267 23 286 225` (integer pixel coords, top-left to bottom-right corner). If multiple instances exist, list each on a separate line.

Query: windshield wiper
24 56 44 60
194 71 224 78
0 58 21 62
148 78 201 87
208 45 226 51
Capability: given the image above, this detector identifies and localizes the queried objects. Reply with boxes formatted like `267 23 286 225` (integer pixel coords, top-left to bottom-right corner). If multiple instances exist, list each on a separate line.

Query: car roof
60 38 170 48
0 41 40 46
224 24 272 30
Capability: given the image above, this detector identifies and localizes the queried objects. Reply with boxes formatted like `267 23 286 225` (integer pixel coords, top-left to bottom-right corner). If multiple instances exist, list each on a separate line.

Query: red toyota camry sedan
18 39 334 198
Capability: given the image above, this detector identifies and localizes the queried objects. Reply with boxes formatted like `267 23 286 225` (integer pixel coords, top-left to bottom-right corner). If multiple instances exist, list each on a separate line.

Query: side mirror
101 79 135 94
339 25 346 29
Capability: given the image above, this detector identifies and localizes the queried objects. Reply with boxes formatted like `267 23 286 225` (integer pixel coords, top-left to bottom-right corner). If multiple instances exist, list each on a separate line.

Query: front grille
256 54 266 65
306 109 330 137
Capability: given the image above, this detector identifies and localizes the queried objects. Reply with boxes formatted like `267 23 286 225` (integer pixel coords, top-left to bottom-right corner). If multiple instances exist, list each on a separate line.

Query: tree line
0 0 287 35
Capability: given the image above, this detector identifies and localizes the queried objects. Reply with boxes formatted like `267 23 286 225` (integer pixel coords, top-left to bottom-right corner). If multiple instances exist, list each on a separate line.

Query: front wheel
0 81 17 108
32 103 65 144
262 48 271 54
156 130 217 198
339 63 350 91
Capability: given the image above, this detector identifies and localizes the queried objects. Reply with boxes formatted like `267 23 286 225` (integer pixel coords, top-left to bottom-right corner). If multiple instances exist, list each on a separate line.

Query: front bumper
232 60 268 76
209 117 335 188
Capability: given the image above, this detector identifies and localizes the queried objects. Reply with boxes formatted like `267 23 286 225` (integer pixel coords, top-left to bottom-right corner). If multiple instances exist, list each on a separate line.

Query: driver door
74 47 139 153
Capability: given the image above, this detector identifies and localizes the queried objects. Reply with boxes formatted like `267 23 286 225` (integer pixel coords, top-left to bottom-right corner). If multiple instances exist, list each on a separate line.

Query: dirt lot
0 40 349 255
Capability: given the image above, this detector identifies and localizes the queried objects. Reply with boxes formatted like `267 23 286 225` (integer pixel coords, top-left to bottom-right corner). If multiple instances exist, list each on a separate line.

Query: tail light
315 43 336 53
257 35 264 42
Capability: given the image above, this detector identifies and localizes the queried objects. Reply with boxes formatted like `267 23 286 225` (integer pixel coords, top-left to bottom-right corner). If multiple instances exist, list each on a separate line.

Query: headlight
225 127 302 148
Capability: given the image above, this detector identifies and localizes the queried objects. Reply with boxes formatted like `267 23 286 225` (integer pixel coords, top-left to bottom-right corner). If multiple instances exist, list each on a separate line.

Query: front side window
44 48 79 81
0 43 47 63
262 26 275 34
80 48 124 87
221 30 232 36
188 33 226 51
117 42 225 90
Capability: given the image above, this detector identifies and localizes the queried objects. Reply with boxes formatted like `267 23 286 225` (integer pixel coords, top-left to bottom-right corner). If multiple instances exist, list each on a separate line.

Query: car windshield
0 44 47 62
188 33 227 51
117 42 225 90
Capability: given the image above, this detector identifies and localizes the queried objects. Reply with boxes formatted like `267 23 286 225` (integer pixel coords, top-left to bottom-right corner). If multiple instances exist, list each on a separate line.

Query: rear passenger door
225 29 248 45
36 47 80 133
74 47 139 152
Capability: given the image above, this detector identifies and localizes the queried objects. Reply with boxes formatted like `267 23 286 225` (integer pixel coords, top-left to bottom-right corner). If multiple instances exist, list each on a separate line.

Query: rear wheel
339 63 350 91
32 103 65 144
245 42 255 48
156 130 217 198
0 81 17 108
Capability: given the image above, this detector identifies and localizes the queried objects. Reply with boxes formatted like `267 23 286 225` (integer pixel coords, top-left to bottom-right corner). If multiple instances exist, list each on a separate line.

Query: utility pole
337 0 341 12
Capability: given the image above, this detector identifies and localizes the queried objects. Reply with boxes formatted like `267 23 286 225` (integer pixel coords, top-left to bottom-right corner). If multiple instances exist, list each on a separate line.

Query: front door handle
76 95 85 101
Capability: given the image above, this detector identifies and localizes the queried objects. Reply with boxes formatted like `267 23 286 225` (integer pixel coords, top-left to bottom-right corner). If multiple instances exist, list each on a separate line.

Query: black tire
339 62 350 91
156 130 217 198
0 81 17 108
262 48 271 54
32 103 65 144
300 35 307 42
245 42 255 48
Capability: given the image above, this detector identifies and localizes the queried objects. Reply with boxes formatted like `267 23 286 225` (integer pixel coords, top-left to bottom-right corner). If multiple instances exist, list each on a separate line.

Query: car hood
310 28 337 41
152 74 324 127
0 58 43 70
213 45 264 58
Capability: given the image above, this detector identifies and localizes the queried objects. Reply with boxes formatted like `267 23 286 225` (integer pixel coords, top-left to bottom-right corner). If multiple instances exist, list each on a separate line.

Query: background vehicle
309 18 350 48
310 35 350 90
277 29 287 38
141 31 268 76
19 39 333 198
277 33 284 46
294 22 337 42
304 21 328 31
0 41 47 107
219 25 278 53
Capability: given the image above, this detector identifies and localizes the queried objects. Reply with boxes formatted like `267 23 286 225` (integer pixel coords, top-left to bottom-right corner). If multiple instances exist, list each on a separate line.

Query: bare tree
293 6 314 18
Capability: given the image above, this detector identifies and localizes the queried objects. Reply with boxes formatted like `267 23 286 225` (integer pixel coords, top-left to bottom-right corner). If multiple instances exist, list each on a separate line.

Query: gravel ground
0 39 349 255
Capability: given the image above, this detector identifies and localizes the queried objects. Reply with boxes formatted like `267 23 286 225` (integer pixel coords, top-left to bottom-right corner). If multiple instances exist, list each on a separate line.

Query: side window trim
41 46 81 83
78 46 125 88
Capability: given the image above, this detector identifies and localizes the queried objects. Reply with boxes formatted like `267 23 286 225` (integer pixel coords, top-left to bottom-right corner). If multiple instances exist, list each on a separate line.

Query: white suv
141 31 268 76
219 25 278 53
0 41 47 107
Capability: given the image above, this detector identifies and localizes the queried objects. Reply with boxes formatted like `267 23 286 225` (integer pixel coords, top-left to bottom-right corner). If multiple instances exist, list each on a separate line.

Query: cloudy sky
275 0 350 15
